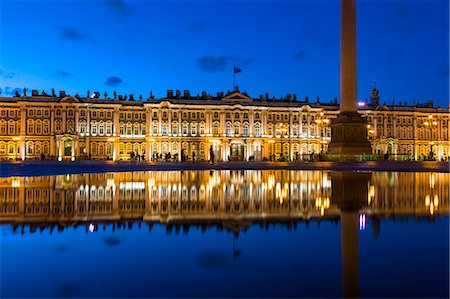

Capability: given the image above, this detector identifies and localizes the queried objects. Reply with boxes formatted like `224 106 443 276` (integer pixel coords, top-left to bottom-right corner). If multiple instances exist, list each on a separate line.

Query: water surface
1 170 448 298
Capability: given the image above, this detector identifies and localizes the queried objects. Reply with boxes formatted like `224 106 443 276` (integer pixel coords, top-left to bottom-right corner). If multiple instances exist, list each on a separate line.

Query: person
384 152 389 161
192 151 196 162
181 149 185 163
209 146 215 165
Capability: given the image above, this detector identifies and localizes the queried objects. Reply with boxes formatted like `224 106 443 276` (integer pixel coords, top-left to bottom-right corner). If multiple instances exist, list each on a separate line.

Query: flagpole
233 64 236 89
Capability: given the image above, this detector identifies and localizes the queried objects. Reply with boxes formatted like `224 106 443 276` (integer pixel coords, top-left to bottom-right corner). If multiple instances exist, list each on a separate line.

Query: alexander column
328 0 372 155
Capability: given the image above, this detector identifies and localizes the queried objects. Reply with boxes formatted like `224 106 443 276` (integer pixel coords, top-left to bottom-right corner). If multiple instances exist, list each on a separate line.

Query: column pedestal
328 112 372 155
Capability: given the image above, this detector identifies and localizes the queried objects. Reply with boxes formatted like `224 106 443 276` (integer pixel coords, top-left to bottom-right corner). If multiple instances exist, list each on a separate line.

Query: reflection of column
341 209 359 298
331 171 370 299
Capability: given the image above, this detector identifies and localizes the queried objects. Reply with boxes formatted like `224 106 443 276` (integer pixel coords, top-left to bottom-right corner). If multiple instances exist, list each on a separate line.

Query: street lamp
423 114 437 160
315 112 330 153
280 126 288 161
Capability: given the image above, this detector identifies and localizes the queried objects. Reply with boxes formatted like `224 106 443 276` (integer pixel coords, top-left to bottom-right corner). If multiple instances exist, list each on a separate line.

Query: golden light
11 178 21 188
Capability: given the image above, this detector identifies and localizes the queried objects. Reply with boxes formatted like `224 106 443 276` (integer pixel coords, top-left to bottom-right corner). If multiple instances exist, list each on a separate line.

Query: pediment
60 96 81 104
375 105 390 111
223 92 252 103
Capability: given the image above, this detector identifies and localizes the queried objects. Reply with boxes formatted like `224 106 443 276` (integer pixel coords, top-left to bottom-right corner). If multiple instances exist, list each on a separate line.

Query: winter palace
0 85 448 161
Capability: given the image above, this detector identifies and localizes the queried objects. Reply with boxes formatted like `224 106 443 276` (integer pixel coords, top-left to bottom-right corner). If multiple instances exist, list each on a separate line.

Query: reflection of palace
0 171 448 230
0 85 448 161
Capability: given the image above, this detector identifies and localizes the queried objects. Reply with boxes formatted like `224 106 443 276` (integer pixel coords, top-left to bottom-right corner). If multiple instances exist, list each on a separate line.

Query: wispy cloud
197 55 233 72
435 65 449 78
186 21 208 33
60 26 96 44
56 70 72 78
197 55 253 72
105 0 133 15
293 50 307 62
0 68 18 79
105 76 123 87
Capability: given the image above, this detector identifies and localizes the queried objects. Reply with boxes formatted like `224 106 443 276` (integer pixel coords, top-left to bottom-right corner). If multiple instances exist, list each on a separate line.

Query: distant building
0 86 448 161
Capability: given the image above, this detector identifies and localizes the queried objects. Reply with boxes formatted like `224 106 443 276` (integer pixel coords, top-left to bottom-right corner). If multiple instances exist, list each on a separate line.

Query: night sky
1 0 448 107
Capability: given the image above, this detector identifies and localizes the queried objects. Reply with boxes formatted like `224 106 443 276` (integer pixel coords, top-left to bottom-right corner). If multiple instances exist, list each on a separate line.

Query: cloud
56 70 72 78
400 25 418 37
105 0 133 15
60 26 96 44
186 21 208 33
293 50 307 62
105 76 123 87
197 55 233 72
0 68 18 79
239 57 253 66
435 65 449 78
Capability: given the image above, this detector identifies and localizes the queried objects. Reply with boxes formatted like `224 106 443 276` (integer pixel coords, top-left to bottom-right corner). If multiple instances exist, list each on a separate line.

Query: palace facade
0 86 448 161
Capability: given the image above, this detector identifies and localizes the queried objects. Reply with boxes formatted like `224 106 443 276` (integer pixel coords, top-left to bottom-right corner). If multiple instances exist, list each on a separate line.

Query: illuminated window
254 123 261 137
119 123 125 135
226 123 232 137
99 122 104 135
0 121 6 135
243 123 249 136
191 122 197 136
199 123 205 135
106 122 112 135
213 122 219 135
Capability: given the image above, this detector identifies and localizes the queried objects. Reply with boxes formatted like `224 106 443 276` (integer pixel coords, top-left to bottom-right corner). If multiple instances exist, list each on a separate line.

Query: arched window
8 120 15 135
225 123 232 137
91 143 97 155
243 123 249 136
182 122 188 135
27 120 34 134
152 121 158 135
162 123 169 136
119 123 125 135
254 123 261 137
199 122 206 135
141 123 146 136
91 121 98 135
213 122 220 135
98 121 105 135
127 122 133 135
35 120 42 135
43 120 50 135
134 123 140 135
106 122 112 135
98 143 104 155
190 122 197 136
172 122 178 135
234 122 240 135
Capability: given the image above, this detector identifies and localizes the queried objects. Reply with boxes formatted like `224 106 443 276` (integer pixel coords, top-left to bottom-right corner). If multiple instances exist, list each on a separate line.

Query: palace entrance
230 143 244 161
64 140 72 157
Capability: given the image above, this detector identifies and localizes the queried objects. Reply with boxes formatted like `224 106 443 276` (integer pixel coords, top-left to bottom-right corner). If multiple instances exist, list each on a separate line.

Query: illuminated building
0 85 448 161
0 171 447 227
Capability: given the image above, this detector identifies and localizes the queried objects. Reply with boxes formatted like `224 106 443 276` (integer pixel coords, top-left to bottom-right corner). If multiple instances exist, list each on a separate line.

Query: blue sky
0 0 448 107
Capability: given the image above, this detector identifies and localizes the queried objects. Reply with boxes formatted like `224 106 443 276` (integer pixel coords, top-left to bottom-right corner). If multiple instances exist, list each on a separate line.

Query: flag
234 65 242 73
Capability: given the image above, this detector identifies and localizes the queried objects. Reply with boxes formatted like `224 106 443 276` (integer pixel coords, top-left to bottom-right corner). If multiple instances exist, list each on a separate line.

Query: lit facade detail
0 86 448 161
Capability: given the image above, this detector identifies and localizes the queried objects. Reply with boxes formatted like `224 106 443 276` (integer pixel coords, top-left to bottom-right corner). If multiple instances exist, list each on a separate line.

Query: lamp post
423 114 437 160
280 126 287 161
315 112 330 153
